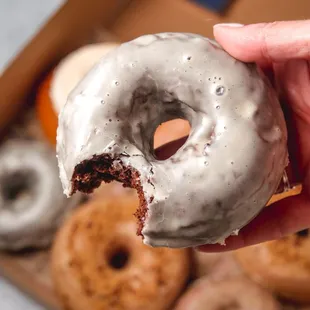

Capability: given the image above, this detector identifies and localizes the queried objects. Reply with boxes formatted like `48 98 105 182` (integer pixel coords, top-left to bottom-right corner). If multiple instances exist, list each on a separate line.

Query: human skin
155 20 310 252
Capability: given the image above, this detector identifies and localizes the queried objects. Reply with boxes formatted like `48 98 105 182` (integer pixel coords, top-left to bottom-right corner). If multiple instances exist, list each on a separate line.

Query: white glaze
50 43 119 115
57 33 288 248
0 140 81 251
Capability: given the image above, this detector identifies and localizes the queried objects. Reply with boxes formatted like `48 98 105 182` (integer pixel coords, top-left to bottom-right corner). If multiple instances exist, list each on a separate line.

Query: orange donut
36 71 58 145
36 43 120 145
235 185 309 304
267 184 302 206
192 250 242 280
51 185 190 310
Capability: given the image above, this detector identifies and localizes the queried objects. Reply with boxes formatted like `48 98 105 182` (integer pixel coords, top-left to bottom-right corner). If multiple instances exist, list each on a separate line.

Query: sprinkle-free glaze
57 33 288 248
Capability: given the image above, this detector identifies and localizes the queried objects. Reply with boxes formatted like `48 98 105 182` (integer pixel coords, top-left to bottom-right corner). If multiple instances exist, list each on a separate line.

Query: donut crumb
71 154 148 237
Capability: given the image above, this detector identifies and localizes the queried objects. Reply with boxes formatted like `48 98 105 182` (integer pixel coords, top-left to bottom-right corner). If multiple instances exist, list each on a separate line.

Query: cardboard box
1 0 310 139
0 1 310 309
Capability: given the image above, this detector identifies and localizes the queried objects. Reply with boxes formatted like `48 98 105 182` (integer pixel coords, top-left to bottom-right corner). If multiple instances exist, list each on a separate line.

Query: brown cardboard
0 0 130 137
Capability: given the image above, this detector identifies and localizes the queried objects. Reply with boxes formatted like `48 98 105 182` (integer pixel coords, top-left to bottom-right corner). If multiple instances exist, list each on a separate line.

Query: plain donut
51 185 190 310
0 139 80 251
57 32 288 248
235 228 310 304
174 276 281 310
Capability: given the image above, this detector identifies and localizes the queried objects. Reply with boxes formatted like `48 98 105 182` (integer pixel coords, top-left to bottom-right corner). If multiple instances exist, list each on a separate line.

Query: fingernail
214 23 244 29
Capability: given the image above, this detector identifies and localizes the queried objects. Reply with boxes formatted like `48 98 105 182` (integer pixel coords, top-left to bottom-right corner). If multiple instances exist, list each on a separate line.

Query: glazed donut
56 32 288 248
0 139 80 251
36 42 119 145
51 186 190 310
174 276 281 310
235 228 310 304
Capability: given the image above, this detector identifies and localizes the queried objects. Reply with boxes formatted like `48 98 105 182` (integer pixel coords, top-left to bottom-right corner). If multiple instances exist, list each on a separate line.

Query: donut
192 250 243 280
36 42 120 145
0 139 81 251
88 119 190 200
51 186 190 310
56 32 288 248
235 228 310 304
173 276 281 310
36 72 58 145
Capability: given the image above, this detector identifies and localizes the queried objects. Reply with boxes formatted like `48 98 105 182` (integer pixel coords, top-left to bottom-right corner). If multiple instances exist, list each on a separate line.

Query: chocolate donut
235 229 310 304
51 186 190 310
57 32 288 248
174 276 281 310
0 139 80 251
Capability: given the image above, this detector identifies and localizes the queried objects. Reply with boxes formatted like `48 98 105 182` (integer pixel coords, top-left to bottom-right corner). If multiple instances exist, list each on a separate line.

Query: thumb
213 20 310 65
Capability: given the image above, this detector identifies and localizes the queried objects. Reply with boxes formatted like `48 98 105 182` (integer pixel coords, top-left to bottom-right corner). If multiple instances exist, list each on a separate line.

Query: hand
156 20 310 252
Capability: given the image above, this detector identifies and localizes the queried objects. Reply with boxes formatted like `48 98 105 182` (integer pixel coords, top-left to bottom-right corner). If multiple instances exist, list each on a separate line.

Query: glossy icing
51 43 119 115
57 33 288 248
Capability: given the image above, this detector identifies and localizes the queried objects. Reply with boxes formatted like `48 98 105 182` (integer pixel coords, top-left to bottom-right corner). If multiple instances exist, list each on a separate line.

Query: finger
197 192 310 252
275 60 310 174
213 20 310 65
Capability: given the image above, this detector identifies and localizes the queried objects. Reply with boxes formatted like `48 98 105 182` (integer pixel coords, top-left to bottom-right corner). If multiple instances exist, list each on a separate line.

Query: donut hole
1 171 34 204
153 119 191 160
107 246 130 270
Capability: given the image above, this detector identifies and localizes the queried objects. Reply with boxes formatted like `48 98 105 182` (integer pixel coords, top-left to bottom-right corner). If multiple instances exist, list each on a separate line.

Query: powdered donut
235 228 310 304
57 32 288 248
0 139 81 251
173 276 281 310
51 187 190 310
36 43 119 145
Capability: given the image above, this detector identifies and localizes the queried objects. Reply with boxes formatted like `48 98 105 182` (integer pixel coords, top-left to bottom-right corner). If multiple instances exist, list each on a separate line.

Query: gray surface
0 0 64 74
0 1 64 309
